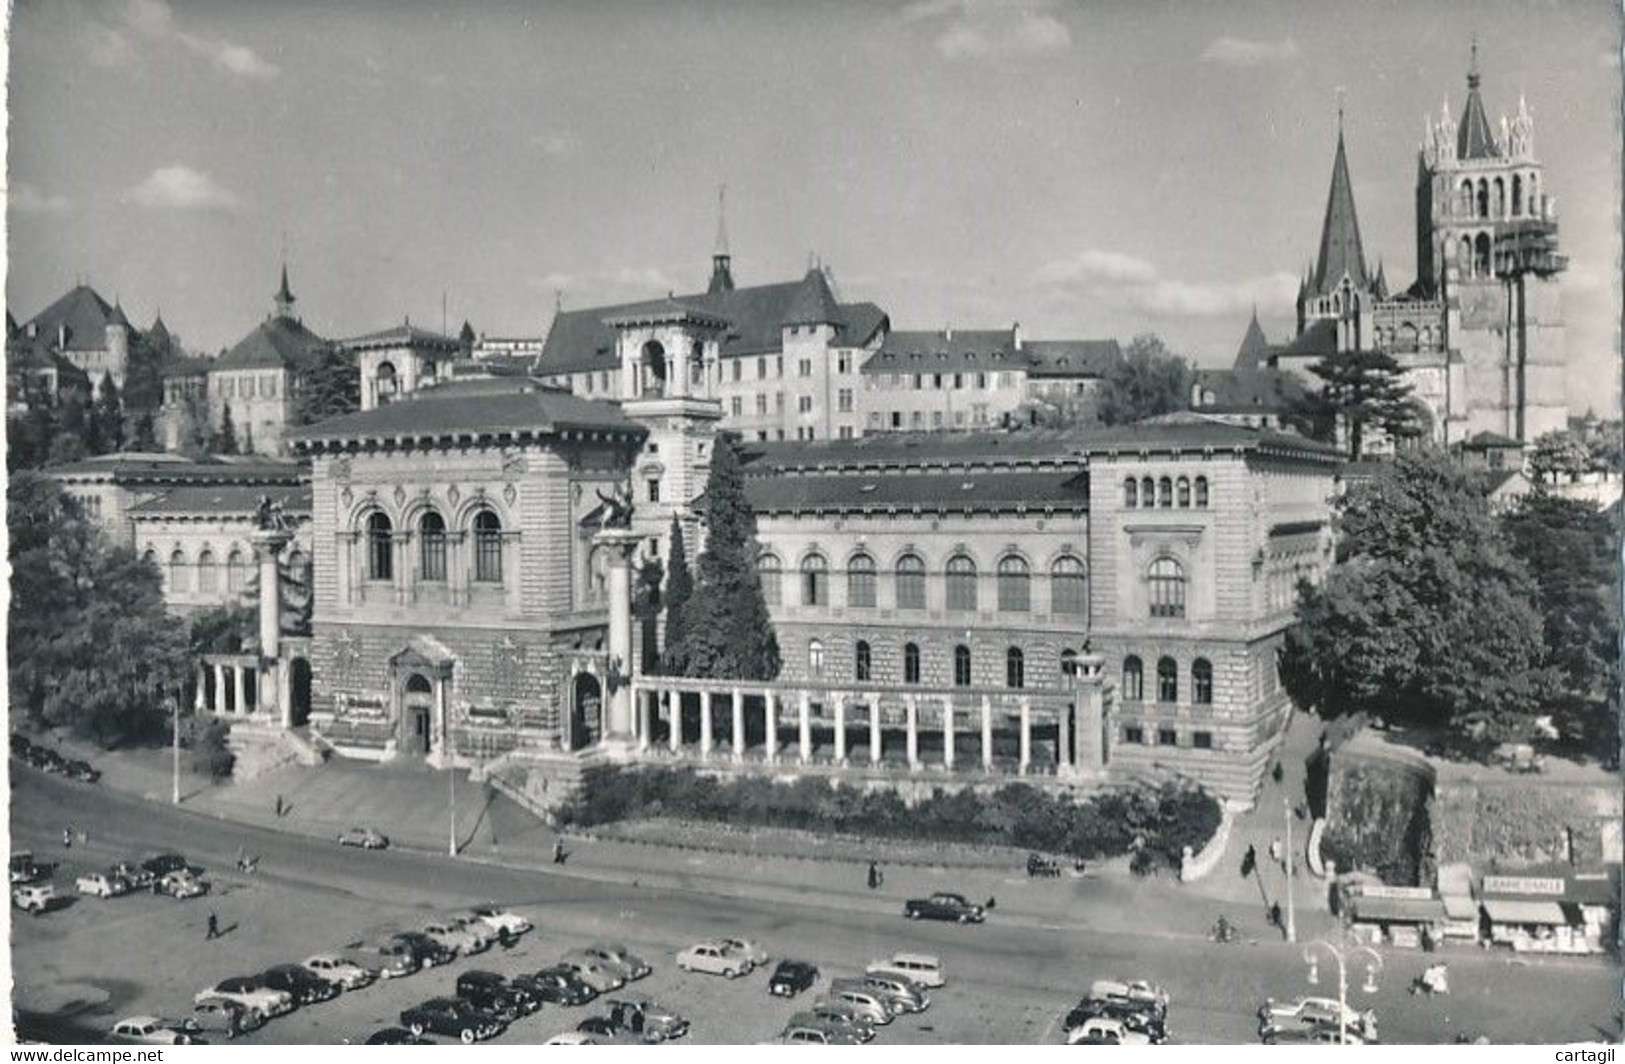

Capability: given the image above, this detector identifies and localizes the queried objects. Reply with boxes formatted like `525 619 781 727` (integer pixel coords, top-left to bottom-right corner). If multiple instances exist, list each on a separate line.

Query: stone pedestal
252 529 293 725
595 527 646 740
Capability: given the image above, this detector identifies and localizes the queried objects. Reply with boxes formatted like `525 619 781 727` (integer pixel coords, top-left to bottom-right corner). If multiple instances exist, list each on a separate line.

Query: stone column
764 691 778 762
233 666 248 717
868 699 881 765
1056 699 1071 774
981 695 993 771
833 694 847 764
214 663 227 713
798 691 812 764
668 690 681 753
943 697 955 770
1019 697 1032 775
195 665 206 713
906 695 919 771
598 529 643 739
392 532 410 606
731 688 745 763
436 670 452 765
700 690 714 759
638 689 653 751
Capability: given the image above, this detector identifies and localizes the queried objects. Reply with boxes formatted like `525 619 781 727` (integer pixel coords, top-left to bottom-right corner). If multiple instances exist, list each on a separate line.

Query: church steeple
274 263 297 320
1310 124 1369 296
708 184 735 294
1457 39 1500 160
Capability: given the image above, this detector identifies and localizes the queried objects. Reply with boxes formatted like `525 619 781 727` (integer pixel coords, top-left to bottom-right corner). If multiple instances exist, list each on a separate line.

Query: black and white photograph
4 0 1622 1048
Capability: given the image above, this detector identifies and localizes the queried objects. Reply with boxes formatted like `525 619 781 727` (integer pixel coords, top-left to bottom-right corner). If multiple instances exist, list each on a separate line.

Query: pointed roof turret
459 320 476 347
148 311 172 352
1310 127 1369 296
783 267 840 327
1373 261 1389 300
107 300 130 328
708 184 735 295
1457 42 1501 160
274 264 297 319
1233 307 1269 371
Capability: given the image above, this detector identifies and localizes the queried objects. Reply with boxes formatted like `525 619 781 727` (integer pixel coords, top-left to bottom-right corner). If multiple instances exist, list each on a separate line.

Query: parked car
1261 1022 1371 1046
392 931 456 968
158 869 209 900
768 959 820 997
1260 997 1376 1041
260 964 340 1005
109 1016 197 1045
469 905 532 937
195 978 295 1021
64 760 101 783
422 918 488 957
581 942 650 980
110 861 156 891
76 871 131 898
546 1032 601 1046
601 998 688 1042
804 1000 876 1041
1066 998 1167 1042
336 827 389 850
678 940 752 978
12 883 56 914
350 939 421 979
455 970 538 1018
302 953 377 991
778 1020 864 1045
868 952 945 989
833 973 927 1014
1089 979 1170 1016
817 987 894 1026
903 891 985 923
365 1028 433 1045
189 999 260 1039
141 853 192 878
399 998 505 1043
520 967 597 1006
722 937 769 968
1068 1017 1151 1046
9 851 44 884
556 953 626 993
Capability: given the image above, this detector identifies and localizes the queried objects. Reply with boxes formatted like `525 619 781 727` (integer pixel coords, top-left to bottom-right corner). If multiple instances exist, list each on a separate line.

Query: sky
6 0 1621 411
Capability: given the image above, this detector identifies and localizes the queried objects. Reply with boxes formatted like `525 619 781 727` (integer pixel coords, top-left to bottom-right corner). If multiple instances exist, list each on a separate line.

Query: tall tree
49 393 90 464
1527 429 1593 483
93 373 125 454
632 551 664 675
129 410 159 452
662 518 694 674
1096 333 1192 426
1305 348 1419 459
293 348 360 426
1281 452 1552 743
214 403 240 455
678 434 781 680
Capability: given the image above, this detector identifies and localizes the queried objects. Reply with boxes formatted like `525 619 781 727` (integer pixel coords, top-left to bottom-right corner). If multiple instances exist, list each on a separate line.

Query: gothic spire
708 184 735 294
1311 125 1369 296
1457 40 1500 159
274 263 297 319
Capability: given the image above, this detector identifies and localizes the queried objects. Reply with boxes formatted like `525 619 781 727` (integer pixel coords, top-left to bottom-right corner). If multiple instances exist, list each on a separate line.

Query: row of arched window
760 551 1087 615
360 509 505 584
145 544 307 597
810 638 1034 689
1123 475 1209 509
1121 654 1213 705
1458 231 1494 279
1457 172 1538 222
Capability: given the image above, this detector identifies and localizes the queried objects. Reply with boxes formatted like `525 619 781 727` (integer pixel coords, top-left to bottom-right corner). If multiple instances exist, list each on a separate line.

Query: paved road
10 768 1620 1044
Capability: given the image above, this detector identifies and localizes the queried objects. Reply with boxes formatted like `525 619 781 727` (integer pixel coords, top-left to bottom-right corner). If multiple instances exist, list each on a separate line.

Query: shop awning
1348 896 1446 924
1481 899 1567 925
1565 874 1619 906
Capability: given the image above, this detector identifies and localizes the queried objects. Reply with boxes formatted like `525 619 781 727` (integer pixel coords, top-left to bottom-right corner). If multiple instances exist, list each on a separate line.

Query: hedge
556 767 1222 874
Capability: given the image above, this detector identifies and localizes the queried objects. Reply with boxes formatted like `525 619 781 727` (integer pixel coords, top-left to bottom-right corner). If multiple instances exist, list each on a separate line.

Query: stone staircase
475 748 605 824
226 722 325 782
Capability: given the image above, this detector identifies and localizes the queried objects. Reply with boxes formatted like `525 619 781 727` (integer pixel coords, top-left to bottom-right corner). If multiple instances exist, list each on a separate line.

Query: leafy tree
120 334 167 413
1096 333 1192 426
1528 430 1593 483
293 347 360 426
7 473 188 745
214 403 240 455
187 717 236 781
678 433 781 680
662 518 693 674
1304 348 1419 459
128 410 159 452
188 603 259 656
180 388 213 457
1281 452 1552 742
93 373 125 454
633 551 664 675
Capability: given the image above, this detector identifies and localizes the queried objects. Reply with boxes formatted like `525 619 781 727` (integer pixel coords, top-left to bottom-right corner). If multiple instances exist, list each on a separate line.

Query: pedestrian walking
206 912 220 940
867 861 880 890
985 895 997 911
62 825 74 849
1241 843 1257 878
1271 761 1285 785
1269 837 1283 867
274 794 284 818
1268 901 1283 931
552 839 566 866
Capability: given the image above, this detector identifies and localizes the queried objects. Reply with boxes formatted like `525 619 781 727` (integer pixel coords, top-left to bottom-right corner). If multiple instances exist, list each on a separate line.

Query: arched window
1140 476 1154 505
1176 476 1191 508
758 553 782 606
1051 556 1087 615
1511 173 1523 216
169 549 190 593
1474 232 1492 278
1060 648 1078 679
419 512 447 581
1459 236 1474 278
375 360 398 404
855 640 872 682
1148 556 1186 618
197 548 219 593
1122 655 1143 701
801 554 828 606
946 555 978 612
808 639 825 679
1193 658 1213 705
287 548 309 578
997 555 1030 612
641 340 667 397
1124 477 1138 507
1194 476 1209 508
588 545 609 600
896 554 926 610
141 547 157 570
366 512 393 581
1459 179 1473 215
473 510 503 583
1476 179 1489 218
1157 656 1178 702
227 548 248 593
1493 176 1505 218
1006 647 1025 689
1158 476 1173 508
954 645 972 687
847 552 876 608
903 642 921 684
1528 173 1540 215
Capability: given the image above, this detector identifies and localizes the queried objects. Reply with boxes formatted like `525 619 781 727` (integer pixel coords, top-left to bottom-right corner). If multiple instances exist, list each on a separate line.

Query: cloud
125 166 241 211
902 1 1072 61
1037 248 1296 319
178 34 279 80
10 182 74 217
1200 36 1301 68
85 0 278 80
532 132 579 159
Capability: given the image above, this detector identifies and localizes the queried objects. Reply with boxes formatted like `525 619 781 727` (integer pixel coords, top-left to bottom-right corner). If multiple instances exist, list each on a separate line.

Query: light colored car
1069 1017 1152 1045
110 1016 196 1045
833 974 926 1015
722 937 769 968
1090 979 1170 1012
12 883 55 914
470 905 532 936
556 955 626 993
337 826 389 849
449 915 497 949
677 940 751 978
76 872 130 898
303 954 377 990
818 988 893 1026
195 979 295 1021
190 999 260 1039
804 1001 876 1042
779 1020 863 1045
1262 997 1376 1040
422 919 487 956
868 952 945 989
159 869 209 900
584 942 650 980
546 1032 599 1046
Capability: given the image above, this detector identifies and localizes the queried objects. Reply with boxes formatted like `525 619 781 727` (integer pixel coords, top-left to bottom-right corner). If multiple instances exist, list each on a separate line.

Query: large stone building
206 267 333 456
1269 54 1567 447
15 284 135 391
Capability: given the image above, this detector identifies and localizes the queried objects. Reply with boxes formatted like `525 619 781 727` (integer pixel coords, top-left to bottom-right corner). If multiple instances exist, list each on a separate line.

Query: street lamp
1302 939 1382 1045
169 692 181 806
1284 797 1297 943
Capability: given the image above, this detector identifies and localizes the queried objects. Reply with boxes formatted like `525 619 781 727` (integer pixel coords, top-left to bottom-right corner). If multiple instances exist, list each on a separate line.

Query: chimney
1012 321 1023 351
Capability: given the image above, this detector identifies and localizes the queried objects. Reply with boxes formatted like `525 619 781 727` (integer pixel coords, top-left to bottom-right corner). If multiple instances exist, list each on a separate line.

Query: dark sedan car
1066 1000 1167 1042
365 1027 433 1045
260 965 340 1005
455 971 536 1019
903 891 986 924
399 998 505 1043
141 853 192 878
769 960 820 998
519 967 597 1006
392 931 456 969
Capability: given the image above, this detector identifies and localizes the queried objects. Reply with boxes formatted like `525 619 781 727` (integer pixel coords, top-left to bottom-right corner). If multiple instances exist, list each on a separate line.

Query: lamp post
1284 797 1297 943
1302 940 1381 1046
170 693 181 806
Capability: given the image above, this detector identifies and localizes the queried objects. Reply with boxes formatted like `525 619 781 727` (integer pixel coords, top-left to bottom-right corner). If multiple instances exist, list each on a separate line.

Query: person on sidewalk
62 825 74 849
552 839 566 866
274 794 284 818
867 861 880 890
1241 844 1257 878
1269 837 1283 867
1268 901 1283 933
206 912 220 940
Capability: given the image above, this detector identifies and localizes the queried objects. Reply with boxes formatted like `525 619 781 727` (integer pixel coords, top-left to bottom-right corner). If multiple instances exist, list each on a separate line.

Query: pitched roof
1270 317 1339 361
782 268 841 326
1459 430 1524 450
861 329 1025 375
147 313 171 350
215 315 330 372
127 482 312 519
1193 367 1308 414
1023 339 1123 379
337 322 461 352
1077 411 1343 459
1233 311 1269 371
1457 67 1501 160
7 333 92 382
741 429 1086 472
744 468 1089 515
25 284 120 350
1310 130 1369 296
48 453 305 483
286 377 643 449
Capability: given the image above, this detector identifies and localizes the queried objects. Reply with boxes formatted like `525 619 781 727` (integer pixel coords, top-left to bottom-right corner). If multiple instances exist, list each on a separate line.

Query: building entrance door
403 673 434 755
